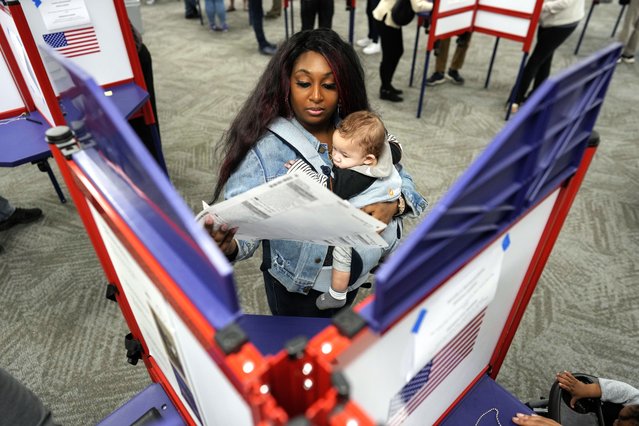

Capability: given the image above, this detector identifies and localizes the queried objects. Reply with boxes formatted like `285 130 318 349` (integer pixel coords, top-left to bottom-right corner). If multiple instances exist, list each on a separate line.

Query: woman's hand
361 199 399 224
512 413 560 425
203 215 238 259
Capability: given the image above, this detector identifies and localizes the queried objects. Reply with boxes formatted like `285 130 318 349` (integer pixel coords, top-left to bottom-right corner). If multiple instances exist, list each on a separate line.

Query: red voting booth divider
413 0 544 118
42 38 621 425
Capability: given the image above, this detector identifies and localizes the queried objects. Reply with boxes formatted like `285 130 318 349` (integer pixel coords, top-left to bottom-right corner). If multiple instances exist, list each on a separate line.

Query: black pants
263 272 359 317
0 368 58 426
300 0 334 31
366 0 381 42
511 23 578 104
379 22 403 90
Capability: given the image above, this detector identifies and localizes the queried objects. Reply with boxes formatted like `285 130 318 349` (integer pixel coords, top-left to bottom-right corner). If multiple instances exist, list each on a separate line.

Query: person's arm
410 0 433 13
512 413 561 426
556 371 602 408
205 149 264 262
542 0 573 15
599 378 639 405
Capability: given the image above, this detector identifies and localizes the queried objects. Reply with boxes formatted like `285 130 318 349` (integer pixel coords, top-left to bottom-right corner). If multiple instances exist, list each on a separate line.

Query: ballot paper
196 171 389 248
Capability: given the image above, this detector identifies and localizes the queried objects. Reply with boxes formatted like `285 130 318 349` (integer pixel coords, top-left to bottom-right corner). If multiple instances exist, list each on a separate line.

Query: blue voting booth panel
363 43 622 332
98 383 183 426
46 48 239 330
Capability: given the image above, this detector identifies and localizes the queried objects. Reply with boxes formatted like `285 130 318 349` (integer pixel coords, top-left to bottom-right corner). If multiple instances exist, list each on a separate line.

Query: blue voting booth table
38 39 621 425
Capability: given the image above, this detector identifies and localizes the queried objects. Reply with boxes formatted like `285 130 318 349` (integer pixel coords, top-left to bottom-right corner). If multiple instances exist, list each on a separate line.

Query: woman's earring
337 102 342 118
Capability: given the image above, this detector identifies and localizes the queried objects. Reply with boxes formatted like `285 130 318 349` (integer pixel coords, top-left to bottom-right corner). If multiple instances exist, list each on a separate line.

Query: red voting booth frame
46 43 615 423
413 0 544 118
0 0 160 271
59 120 599 426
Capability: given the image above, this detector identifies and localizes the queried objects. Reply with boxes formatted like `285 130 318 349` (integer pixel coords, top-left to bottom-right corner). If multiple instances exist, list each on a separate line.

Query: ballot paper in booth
196 171 389 248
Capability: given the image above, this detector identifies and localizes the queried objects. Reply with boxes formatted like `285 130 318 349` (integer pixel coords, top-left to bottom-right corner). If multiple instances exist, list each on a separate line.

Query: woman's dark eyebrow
293 68 333 77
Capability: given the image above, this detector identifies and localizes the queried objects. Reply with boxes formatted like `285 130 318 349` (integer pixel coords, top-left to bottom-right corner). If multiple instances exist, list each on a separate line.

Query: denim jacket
224 117 427 295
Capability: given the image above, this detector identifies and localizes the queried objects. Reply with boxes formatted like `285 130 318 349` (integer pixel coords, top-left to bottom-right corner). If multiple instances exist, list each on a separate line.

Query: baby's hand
284 160 297 169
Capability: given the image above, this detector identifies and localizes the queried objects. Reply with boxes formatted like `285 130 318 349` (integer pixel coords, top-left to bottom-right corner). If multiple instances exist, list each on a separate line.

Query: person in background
513 371 639 426
373 0 433 102
184 0 200 19
248 0 278 54
0 195 43 254
265 0 282 18
617 0 638 63
300 0 334 30
356 0 382 55
207 29 426 317
227 0 248 11
205 0 229 31
508 0 585 113
0 367 58 425
425 32 472 86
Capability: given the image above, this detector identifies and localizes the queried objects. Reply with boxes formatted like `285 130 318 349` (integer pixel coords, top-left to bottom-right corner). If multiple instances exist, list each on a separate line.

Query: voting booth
413 0 544 118
0 0 164 170
42 40 621 425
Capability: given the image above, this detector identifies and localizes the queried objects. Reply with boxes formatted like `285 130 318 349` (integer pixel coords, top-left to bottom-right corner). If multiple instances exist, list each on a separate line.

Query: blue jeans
205 0 226 27
0 196 15 221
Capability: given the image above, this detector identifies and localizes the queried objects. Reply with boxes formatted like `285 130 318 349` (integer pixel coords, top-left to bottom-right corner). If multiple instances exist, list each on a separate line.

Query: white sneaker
356 37 372 48
363 41 381 55
145 0 155 4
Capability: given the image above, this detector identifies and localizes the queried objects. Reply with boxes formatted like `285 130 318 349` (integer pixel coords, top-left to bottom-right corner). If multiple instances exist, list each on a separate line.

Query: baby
287 111 403 310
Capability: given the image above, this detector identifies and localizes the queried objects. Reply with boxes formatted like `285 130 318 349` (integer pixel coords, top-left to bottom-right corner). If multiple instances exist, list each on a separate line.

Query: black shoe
426 71 446 86
389 85 403 95
259 43 277 55
380 88 403 102
446 68 465 85
0 244 4 254
185 12 200 19
0 207 43 231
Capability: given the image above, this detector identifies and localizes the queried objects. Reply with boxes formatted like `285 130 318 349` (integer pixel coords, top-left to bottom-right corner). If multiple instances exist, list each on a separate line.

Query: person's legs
300 0 318 31
526 24 577 99
249 0 275 52
215 0 228 27
621 0 639 57
204 0 217 29
450 31 471 71
317 0 334 29
434 37 451 73
265 0 281 17
379 22 403 99
184 0 199 18
367 0 380 42
0 196 15 221
0 368 57 425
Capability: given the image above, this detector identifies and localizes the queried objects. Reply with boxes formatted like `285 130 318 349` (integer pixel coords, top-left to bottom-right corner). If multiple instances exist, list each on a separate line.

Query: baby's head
332 111 386 169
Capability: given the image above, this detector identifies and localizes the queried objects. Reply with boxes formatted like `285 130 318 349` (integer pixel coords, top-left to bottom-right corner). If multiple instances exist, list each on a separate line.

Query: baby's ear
363 154 377 165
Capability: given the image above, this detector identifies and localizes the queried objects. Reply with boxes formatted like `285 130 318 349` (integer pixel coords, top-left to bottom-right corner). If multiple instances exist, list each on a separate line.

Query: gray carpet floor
0 1 637 424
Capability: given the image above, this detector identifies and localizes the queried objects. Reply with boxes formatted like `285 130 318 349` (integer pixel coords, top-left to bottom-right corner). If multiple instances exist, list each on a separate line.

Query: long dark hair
213 28 370 201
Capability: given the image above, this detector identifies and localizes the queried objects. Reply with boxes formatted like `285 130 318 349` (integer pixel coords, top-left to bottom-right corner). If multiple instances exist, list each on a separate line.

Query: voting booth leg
409 20 422 87
35 159 66 204
490 137 600 377
284 3 290 39
611 4 627 37
575 1 597 55
505 52 529 121
416 50 432 118
484 37 501 89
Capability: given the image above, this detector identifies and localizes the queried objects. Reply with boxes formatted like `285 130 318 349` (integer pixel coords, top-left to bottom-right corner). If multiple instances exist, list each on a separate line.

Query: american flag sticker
42 27 100 58
387 308 487 425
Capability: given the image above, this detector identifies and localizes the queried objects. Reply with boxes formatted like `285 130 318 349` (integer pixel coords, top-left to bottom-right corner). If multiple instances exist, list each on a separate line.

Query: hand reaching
556 371 602 408
512 413 561 425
